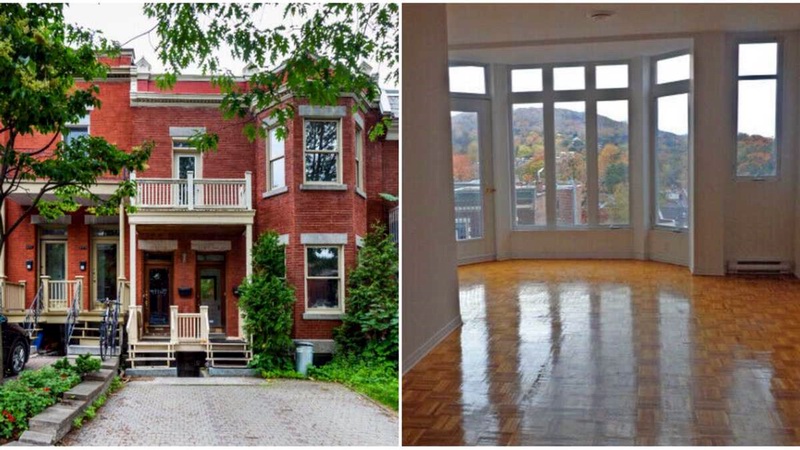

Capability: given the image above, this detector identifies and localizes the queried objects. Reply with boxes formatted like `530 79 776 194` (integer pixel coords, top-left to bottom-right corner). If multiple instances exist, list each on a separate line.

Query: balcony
131 171 252 211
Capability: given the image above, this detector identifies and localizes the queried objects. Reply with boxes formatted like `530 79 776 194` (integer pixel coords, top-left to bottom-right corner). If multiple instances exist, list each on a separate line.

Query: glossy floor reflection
402 260 800 445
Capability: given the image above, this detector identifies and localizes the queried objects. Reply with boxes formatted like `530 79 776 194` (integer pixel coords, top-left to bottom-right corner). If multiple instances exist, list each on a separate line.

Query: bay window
304 120 340 183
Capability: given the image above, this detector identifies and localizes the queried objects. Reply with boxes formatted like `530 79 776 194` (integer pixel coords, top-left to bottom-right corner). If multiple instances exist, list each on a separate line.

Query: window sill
355 188 367 199
299 183 347 191
262 186 289 199
511 226 632 232
302 312 344 320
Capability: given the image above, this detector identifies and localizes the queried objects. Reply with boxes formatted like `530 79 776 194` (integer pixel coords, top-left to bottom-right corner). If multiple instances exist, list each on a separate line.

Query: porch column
0 200 5 278
129 222 136 308
118 203 125 281
241 223 253 338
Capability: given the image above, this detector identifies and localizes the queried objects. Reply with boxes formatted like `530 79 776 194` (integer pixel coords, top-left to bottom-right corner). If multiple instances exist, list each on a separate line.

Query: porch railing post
244 171 252 210
40 275 50 313
74 276 85 311
199 305 209 342
169 305 179 344
187 171 195 210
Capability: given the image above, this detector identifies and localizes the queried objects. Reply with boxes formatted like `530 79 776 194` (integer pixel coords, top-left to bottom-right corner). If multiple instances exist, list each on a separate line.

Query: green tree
144 3 399 144
0 4 152 258
334 223 398 363
238 231 295 372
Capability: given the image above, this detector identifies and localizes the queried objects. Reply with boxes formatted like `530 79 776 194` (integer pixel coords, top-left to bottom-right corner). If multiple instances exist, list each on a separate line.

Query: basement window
735 41 779 178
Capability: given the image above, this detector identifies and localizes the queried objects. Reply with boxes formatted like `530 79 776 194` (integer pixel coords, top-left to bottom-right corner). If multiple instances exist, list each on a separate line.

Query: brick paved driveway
60 377 398 446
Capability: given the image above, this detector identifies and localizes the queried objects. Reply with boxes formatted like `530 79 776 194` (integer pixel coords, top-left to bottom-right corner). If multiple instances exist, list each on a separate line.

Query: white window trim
303 119 342 184
508 60 632 231
266 127 287 193
63 114 91 146
733 36 782 181
304 244 345 315
650 50 692 232
355 124 365 197
172 138 203 179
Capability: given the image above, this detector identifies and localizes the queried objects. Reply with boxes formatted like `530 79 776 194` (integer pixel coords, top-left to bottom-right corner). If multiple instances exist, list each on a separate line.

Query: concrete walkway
60 377 398 446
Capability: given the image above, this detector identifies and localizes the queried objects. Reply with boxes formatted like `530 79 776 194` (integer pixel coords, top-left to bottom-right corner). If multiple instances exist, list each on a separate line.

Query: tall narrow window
653 52 691 230
736 41 779 178
451 111 483 240
512 103 546 226
64 114 90 145
597 100 629 225
355 126 364 191
267 128 286 191
304 120 339 183
555 102 587 225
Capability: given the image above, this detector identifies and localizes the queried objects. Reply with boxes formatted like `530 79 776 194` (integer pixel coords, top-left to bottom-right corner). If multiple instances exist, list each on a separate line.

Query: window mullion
543 67 557 228
586 65 600 227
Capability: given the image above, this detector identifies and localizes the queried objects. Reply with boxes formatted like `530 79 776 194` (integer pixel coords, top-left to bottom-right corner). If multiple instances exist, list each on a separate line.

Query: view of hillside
451 107 775 227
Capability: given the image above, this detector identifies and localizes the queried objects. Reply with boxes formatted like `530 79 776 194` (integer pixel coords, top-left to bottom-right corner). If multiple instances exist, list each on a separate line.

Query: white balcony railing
44 277 83 312
131 171 252 211
170 305 209 344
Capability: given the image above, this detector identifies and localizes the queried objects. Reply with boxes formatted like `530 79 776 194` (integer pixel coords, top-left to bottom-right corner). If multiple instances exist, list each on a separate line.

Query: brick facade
2 52 398 345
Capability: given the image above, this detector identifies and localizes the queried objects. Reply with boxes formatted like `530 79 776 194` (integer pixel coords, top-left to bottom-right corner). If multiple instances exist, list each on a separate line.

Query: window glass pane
269 128 284 159
655 94 689 229
307 247 339 277
596 64 629 89
305 121 337 151
270 159 285 189
657 54 690 84
553 66 585 91
451 111 483 240
554 101 587 225
511 68 543 92
739 42 778 76
512 103 546 226
172 139 193 150
597 100 629 225
449 66 486 94
307 279 339 309
305 153 338 182
64 126 88 145
737 79 777 177
44 243 66 280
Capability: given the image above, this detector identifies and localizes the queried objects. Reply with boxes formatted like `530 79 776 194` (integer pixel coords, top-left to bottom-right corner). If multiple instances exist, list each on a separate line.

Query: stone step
62 380 104 402
28 403 82 434
85 368 114 382
17 430 57 446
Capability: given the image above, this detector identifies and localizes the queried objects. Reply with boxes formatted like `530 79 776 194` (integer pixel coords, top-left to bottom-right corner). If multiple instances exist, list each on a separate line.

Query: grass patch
308 356 398 410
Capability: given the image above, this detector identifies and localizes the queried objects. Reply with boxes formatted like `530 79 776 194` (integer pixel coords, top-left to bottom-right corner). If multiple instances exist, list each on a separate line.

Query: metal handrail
64 281 82 354
23 282 44 339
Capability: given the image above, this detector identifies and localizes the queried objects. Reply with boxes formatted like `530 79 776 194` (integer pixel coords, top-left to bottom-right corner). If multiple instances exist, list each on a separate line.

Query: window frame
650 50 692 232
304 245 345 314
508 60 632 231
171 138 202 179
266 126 287 192
63 114 90 146
733 36 783 181
355 124 365 193
302 119 342 184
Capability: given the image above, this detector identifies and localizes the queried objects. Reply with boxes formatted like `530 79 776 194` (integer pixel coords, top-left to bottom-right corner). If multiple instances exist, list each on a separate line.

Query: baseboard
402 315 462 375
457 253 496 266
649 253 690 268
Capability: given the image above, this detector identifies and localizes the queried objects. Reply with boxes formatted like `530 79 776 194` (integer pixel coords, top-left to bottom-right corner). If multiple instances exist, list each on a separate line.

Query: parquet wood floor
402 260 800 445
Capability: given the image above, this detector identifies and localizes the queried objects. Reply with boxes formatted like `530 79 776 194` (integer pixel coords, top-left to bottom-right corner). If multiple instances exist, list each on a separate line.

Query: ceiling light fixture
588 10 616 22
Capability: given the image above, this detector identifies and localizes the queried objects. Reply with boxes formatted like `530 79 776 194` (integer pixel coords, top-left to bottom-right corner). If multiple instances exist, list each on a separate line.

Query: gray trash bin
295 341 314 375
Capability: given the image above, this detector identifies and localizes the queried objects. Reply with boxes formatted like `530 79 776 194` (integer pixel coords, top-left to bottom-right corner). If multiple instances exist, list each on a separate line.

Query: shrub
308 355 398 410
239 231 296 372
334 223 398 363
74 354 101 376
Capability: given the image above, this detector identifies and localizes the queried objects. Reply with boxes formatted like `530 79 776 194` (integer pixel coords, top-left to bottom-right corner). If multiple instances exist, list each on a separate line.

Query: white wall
401 4 462 373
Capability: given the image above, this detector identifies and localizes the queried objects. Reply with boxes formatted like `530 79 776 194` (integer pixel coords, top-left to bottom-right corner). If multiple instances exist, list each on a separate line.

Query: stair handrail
23 281 44 339
64 280 82 355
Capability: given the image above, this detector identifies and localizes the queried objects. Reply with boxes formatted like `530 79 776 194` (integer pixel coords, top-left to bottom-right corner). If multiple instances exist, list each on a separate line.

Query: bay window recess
651 52 691 230
735 40 780 179
511 62 630 229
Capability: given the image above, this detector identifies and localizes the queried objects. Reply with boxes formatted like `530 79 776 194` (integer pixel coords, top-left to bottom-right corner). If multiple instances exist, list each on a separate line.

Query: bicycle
98 297 121 361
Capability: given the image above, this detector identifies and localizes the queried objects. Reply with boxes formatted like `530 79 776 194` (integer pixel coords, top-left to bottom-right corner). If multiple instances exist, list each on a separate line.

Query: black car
1 315 29 375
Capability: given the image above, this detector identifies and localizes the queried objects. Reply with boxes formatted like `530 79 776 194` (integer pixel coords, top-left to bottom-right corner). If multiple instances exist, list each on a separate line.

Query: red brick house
0 50 398 371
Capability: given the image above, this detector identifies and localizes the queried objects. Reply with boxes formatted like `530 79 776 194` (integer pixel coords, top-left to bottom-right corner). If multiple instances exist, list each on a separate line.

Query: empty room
403 3 800 446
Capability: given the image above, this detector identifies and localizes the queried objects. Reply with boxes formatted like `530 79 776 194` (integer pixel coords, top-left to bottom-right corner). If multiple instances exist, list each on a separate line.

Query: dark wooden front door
145 264 171 333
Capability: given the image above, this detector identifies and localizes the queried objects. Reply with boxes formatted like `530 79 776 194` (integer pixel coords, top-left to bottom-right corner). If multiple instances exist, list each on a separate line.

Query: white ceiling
447 3 800 48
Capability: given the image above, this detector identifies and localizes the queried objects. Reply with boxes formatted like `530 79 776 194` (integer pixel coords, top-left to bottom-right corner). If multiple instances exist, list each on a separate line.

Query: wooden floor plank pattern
402 260 800 445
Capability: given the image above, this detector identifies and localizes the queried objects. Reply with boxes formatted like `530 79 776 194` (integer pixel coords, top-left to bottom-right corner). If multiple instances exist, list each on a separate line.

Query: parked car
1 315 30 375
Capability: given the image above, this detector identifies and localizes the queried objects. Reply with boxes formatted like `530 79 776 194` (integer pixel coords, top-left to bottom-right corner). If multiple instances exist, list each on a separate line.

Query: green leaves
145 3 398 145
